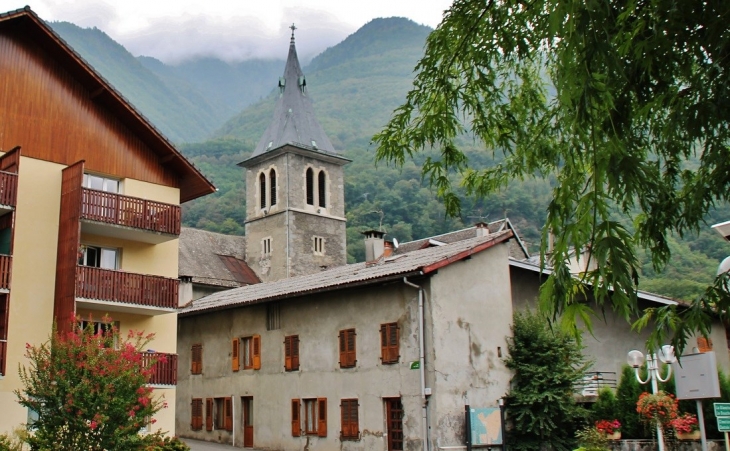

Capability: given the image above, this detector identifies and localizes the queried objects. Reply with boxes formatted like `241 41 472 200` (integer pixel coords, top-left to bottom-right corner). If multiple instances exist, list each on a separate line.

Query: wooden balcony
75 266 178 315
0 255 11 291
80 188 181 244
0 340 6 376
140 351 178 386
0 171 18 214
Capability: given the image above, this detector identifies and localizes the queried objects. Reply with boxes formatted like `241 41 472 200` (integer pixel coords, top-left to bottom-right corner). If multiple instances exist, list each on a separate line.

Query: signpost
714 403 730 451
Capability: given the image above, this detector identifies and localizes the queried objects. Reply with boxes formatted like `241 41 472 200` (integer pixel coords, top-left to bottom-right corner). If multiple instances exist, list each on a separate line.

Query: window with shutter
340 399 359 440
291 399 301 436
305 168 314 205
284 335 299 371
318 398 327 437
224 397 233 431
380 323 399 364
191 398 203 431
304 399 317 434
205 398 213 431
232 338 240 372
252 334 261 370
338 329 356 368
191 344 203 374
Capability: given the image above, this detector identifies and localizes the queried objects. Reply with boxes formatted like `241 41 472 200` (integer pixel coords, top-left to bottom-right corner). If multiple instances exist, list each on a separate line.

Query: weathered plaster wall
510 265 730 381
426 243 514 448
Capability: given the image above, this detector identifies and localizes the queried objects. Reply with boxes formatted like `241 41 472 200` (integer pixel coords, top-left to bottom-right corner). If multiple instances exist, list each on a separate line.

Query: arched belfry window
306 168 314 206
269 169 277 206
259 173 266 209
318 171 326 208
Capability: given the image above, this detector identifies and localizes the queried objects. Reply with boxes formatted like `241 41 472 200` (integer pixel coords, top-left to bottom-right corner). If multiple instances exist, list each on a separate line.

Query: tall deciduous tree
373 0 730 350
16 318 166 451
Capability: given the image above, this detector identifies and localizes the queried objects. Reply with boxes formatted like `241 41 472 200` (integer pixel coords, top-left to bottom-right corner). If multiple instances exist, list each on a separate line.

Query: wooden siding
140 351 178 386
81 188 181 235
76 266 179 309
54 162 83 334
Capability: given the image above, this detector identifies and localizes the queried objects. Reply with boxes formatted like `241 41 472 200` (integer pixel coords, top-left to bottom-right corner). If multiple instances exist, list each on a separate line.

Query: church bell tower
240 25 349 283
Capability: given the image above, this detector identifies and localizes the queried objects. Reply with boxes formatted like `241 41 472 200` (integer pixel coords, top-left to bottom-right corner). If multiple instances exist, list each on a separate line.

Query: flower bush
15 316 166 451
595 419 621 435
670 413 699 434
636 391 678 427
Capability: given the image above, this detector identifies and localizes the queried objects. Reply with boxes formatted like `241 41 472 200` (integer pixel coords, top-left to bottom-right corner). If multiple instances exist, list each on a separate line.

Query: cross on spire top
290 23 297 42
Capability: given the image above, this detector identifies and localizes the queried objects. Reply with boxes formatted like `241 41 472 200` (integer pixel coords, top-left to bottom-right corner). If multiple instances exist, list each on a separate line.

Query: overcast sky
2 0 452 63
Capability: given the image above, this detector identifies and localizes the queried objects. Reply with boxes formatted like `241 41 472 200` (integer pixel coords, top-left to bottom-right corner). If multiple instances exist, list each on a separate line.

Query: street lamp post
627 345 677 451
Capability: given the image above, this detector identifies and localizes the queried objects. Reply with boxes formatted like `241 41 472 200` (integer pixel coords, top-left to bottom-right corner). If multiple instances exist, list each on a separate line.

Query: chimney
362 230 386 262
383 241 394 258
475 222 490 237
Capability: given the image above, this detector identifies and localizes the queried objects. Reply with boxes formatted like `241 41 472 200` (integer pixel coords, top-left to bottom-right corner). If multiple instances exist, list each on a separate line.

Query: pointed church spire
249 25 338 159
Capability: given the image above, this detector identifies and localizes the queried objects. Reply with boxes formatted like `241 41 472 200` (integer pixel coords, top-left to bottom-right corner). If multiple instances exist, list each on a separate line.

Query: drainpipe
403 276 428 451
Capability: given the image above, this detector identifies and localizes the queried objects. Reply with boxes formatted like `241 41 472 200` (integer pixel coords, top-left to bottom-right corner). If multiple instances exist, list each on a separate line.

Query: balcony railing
0 255 11 290
81 188 181 235
76 266 178 309
140 351 178 386
0 171 17 207
576 371 618 396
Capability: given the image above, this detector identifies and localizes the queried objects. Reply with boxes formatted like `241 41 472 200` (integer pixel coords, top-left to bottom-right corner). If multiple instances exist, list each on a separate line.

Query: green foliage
373 0 730 351
504 311 589 450
0 428 28 451
16 319 166 451
135 432 190 451
615 365 650 439
589 388 618 424
574 426 610 451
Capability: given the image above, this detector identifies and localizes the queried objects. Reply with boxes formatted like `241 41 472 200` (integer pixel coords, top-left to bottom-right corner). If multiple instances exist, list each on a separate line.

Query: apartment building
0 7 215 434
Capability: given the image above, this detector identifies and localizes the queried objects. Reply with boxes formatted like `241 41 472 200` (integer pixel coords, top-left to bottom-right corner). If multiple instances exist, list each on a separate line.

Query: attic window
298 76 306 93
279 77 286 94
311 140 317 150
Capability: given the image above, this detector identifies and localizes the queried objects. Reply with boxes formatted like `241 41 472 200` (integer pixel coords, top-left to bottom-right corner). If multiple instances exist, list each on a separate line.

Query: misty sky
3 0 452 63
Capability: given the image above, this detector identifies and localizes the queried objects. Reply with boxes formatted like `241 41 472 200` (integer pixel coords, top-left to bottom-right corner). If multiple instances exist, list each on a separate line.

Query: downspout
403 276 428 451
286 153 290 278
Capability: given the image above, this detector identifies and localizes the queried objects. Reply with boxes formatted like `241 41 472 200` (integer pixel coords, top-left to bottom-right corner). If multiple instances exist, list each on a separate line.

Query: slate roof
178 228 259 288
396 219 530 260
0 7 215 203
180 229 513 316
246 30 338 160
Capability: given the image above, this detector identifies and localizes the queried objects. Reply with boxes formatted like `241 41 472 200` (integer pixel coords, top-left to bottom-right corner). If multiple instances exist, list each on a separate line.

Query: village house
174 23 730 450
0 7 215 434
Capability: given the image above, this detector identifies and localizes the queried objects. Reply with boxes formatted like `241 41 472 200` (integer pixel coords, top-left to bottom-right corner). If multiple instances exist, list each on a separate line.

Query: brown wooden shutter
381 323 399 363
291 399 301 436
352 400 359 437
191 399 203 430
285 336 291 370
292 336 300 370
252 334 261 370
338 330 345 366
232 338 240 372
389 324 399 362
205 398 213 431
317 398 327 437
224 397 233 431
192 344 202 374
347 330 356 367
340 400 349 438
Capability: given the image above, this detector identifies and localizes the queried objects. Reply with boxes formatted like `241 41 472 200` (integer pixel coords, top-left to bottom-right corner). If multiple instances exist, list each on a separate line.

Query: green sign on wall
714 403 730 432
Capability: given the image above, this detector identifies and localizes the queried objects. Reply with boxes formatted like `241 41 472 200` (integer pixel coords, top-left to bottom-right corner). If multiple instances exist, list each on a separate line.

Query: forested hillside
50 16 730 302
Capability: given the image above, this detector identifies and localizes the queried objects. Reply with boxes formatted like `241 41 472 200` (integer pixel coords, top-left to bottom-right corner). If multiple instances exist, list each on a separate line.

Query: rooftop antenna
467 208 489 224
370 210 385 231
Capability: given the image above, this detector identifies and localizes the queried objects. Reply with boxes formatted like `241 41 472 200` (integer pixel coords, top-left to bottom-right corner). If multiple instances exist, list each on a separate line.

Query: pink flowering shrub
15 316 166 450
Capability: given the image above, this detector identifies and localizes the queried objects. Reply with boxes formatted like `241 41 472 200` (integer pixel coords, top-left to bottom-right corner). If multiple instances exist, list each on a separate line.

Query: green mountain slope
49 22 226 142
138 56 284 122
